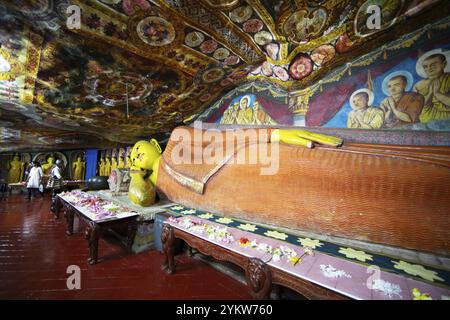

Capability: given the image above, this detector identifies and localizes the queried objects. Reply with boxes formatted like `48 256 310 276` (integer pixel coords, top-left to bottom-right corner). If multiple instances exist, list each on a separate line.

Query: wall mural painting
200 17 450 131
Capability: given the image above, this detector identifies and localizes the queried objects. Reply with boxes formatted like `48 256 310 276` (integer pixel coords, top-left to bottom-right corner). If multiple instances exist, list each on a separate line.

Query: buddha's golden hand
271 129 343 148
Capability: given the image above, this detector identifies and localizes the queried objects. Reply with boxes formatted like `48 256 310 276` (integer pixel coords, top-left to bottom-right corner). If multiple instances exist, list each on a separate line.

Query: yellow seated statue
42 156 55 176
127 129 341 206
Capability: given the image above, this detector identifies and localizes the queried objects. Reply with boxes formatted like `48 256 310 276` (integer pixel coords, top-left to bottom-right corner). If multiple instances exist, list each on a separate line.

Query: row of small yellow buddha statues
97 155 132 177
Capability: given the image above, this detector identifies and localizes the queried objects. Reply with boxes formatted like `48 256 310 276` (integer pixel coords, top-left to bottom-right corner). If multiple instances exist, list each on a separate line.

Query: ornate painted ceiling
0 0 448 151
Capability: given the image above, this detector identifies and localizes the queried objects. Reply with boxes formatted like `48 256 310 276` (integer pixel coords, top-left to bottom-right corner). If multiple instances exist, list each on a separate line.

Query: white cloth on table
27 167 43 188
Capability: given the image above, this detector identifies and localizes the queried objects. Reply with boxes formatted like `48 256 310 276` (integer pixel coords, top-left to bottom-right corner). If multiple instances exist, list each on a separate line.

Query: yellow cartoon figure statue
72 156 85 180
42 156 55 176
8 155 25 183
128 139 162 206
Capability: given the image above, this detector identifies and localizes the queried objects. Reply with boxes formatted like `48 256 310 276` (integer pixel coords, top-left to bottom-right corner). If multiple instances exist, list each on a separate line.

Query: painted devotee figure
413 51 450 122
8 155 24 183
380 73 424 128
72 156 85 180
347 89 384 129
252 101 277 125
41 156 55 176
236 96 254 124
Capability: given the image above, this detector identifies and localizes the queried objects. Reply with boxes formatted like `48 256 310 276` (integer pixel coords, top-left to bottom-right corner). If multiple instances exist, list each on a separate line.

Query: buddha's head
13 155 20 161
47 156 55 164
130 139 162 170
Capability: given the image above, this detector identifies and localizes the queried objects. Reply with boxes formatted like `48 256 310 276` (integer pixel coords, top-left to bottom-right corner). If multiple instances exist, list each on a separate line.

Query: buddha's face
77 157 82 162
13 156 19 161
48 157 55 164
130 140 161 170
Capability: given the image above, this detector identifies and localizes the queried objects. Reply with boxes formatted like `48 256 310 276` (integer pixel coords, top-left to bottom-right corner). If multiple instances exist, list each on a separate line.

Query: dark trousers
27 188 44 199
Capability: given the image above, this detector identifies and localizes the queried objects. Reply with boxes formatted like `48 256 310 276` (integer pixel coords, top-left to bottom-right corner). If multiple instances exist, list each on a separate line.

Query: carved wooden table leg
52 196 62 219
64 205 74 235
126 218 138 252
245 258 272 300
85 222 101 265
161 224 175 274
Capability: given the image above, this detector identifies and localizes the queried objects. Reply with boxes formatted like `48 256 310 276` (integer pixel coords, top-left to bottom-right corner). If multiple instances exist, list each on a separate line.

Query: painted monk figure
252 101 277 125
347 89 384 129
380 74 424 128
413 51 450 122
236 96 254 125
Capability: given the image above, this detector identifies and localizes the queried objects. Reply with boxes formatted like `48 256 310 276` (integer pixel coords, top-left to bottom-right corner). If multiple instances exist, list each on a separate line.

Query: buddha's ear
150 138 162 154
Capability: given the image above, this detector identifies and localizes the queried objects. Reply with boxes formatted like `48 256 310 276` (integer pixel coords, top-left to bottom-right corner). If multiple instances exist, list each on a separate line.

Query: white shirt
51 166 62 179
27 167 43 188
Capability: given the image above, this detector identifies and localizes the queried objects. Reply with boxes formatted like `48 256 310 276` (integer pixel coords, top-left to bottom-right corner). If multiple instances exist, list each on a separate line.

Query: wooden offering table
56 191 138 265
161 213 450 300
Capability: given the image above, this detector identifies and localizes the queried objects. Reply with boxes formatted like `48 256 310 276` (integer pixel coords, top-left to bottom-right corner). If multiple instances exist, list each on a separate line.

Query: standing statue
41 156 55 176
98 157 105 176
111 156 118 172
118 156 125 169
125 155 132 169
8 155 25 183
104 156 111 177
72 156 85 180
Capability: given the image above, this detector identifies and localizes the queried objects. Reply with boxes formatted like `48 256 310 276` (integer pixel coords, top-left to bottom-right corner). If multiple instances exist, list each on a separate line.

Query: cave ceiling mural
0 0 448 151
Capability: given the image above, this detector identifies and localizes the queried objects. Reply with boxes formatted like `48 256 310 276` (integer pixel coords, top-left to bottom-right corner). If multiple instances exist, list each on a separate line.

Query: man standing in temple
380 73 424 128
413 50 450 123
347 89 384 129
26 161 43 200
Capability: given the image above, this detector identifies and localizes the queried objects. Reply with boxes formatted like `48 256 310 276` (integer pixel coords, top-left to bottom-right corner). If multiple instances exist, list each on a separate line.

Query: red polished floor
0 194 251 299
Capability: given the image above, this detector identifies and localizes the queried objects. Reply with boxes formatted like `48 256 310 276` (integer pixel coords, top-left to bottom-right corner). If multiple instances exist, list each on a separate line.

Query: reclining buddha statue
129 126 450 256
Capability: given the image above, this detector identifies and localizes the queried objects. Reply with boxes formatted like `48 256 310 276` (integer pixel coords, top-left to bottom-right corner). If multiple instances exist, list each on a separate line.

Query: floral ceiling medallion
137 16 176 46
128 7 184 52
279 8 328 43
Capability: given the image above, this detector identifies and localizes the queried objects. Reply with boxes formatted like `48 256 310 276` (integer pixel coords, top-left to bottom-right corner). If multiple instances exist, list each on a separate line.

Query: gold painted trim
162 160 205 194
